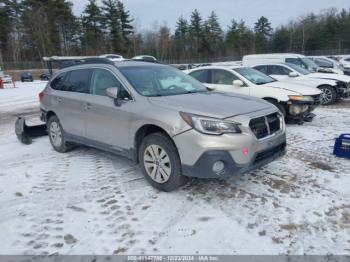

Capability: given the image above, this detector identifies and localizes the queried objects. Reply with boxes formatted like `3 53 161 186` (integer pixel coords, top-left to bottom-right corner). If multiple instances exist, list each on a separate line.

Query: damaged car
186 66 322 124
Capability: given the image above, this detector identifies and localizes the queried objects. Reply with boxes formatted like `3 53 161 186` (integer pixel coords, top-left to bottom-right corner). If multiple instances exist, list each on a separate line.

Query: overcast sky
72 0 350 32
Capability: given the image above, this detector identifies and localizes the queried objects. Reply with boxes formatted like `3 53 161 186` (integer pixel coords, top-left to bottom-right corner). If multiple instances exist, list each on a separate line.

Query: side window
50 72 68 91
189 70 208 83
315 58 333 68
285 58 306 69
254 65 268 74
269 65 291 75
91 69 131 100
211 69 239 85
66 69 92 94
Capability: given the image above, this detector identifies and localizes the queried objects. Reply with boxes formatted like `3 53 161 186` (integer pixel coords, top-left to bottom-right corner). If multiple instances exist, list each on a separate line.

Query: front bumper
335 82 350 98
182 141 286 179
173 119 287 179
285 96 320 122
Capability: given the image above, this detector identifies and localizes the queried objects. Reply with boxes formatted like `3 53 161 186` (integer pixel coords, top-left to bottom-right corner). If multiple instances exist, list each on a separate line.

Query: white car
243 53 322 72
308 56 344 74
186 66 322 123
339 56 350 76
132 55 158 62
1 74 13 84
99 54 124 62
252 63 350 105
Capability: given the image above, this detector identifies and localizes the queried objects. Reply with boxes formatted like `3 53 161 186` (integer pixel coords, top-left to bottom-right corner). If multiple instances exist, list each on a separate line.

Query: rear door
83 68 134 153
50 68 92 137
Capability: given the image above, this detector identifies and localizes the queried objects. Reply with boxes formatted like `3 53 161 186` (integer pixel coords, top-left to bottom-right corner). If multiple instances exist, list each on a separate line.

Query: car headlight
288 95 314 102
180 112 241 135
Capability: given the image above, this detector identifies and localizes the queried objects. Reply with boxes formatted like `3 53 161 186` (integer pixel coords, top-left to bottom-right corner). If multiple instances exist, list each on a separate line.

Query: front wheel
139 132 189 192
319 85 336 105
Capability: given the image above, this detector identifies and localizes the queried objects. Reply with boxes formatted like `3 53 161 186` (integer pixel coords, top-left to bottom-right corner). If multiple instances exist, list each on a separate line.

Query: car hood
148 91 274 119
309 73 350 83
262 81 321 96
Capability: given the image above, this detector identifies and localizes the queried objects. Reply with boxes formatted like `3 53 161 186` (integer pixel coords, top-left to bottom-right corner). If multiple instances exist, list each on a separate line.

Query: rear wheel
47 115 73 153
139 132 189 192
319 85 336 105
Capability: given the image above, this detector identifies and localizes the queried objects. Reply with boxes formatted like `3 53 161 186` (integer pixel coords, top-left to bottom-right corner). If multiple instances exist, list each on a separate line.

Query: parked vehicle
252 63 350 105
243 53 329 73
308 56 344 74
132 55 158 63
339 56 350 76
186 66 322 123
20 72 33 82
40 60 286 191
40 73 51 81
1 74 13 84
172 64 198 71
99 54 124 62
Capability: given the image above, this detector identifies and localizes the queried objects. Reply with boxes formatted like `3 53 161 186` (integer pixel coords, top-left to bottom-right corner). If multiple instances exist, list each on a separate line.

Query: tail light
39 91 44 101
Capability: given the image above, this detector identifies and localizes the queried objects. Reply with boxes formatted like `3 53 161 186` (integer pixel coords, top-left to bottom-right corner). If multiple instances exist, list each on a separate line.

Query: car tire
47 115 73 153
265 99 286 118
319 85 336 105
139 132 189 192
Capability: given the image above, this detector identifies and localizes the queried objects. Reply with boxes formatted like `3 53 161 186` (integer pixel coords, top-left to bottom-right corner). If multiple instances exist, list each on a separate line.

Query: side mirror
289 72 299 78
106 87 123 106
233 80 244 87
106 87 119 99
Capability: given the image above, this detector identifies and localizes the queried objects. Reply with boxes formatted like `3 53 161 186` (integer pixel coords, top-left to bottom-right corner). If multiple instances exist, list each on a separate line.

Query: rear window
189 70 208 83
67 69 92 94
51 72 68 91
51 69 92 93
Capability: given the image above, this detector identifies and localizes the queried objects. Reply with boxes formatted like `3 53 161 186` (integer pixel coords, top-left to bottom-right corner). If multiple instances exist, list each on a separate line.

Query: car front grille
249 113 281 140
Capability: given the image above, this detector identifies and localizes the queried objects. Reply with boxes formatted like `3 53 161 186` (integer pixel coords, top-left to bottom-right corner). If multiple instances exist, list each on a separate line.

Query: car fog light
212 161 225 175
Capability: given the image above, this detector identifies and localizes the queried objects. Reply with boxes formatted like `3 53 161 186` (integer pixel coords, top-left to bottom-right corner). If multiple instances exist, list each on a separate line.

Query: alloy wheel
50 121 63 147
320 88 333 104
143 145 171 184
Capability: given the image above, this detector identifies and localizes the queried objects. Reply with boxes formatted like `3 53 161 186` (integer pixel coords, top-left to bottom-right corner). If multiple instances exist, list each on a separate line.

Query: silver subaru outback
40 60 286 191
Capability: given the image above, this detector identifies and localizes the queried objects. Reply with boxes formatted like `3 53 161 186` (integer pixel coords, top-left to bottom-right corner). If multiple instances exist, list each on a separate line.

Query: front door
84 68 134 154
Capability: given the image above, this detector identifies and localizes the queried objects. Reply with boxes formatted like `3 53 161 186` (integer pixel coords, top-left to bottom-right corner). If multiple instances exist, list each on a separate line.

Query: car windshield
285 63 311 75
234 67 276 85
301 58 319 71
120 66 208 97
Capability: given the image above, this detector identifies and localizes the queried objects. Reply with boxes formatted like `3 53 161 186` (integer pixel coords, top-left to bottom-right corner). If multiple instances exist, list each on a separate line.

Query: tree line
0 1 350 68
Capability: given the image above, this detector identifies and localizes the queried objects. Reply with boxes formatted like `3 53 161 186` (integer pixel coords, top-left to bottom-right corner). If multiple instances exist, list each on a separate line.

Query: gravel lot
0 82 349 255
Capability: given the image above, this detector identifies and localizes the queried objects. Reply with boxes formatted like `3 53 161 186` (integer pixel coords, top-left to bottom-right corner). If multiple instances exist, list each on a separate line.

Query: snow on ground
0 83 350 255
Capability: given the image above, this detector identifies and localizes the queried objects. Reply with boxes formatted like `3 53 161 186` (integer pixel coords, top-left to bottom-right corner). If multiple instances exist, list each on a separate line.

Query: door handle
56 97 62 103
85 103 92 110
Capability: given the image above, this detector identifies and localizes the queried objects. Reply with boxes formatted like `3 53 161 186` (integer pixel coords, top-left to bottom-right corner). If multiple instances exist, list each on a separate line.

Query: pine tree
203 11 223 55
0 1 13 64
82 0 105 54
254 16 273 53
189 9 203 56
174 16 189 58
116 1 133 49
102 0 123 53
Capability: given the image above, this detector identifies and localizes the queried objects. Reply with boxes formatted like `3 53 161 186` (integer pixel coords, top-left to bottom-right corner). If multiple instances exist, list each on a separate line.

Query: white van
243 53 320 72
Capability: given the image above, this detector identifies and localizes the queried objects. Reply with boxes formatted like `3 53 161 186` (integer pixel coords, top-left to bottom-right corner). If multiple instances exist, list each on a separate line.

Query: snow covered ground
0 82 350 255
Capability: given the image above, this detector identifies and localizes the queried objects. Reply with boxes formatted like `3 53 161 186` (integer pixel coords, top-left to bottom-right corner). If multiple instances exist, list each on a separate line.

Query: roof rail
42 56 115 75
